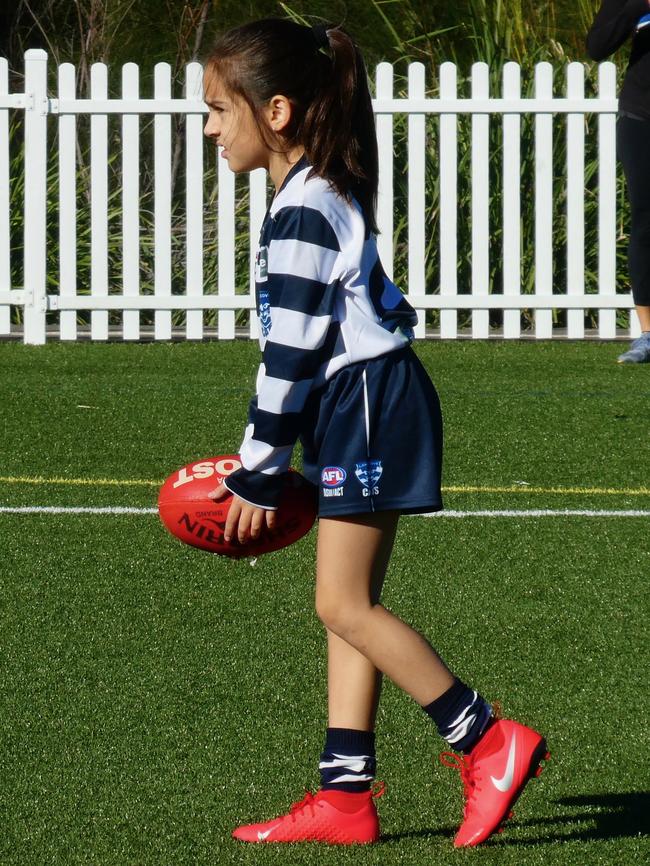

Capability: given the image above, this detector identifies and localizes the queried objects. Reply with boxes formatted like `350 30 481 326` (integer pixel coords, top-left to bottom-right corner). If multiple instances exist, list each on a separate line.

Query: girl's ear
265 94 293 134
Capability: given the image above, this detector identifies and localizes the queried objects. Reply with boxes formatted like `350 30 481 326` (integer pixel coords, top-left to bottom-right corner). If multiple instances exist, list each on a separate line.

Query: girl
587 0 650 363
203 18 548 848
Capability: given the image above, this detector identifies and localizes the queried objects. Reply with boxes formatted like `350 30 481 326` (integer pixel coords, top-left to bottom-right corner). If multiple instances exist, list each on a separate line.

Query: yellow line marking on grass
0 475 160 487
0 476 648 496
443 484 650 496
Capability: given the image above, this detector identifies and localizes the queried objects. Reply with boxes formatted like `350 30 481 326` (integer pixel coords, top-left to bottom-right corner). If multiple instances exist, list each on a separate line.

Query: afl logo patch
321 466 346 488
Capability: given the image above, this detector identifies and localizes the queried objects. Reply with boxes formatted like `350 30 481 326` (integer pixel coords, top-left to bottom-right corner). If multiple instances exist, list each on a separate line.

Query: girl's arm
224 203 340 510
586 0 650 60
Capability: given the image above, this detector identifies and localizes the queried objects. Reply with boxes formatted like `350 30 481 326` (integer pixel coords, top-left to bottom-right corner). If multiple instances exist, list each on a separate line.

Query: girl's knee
314 592 343 633
315 592 372 639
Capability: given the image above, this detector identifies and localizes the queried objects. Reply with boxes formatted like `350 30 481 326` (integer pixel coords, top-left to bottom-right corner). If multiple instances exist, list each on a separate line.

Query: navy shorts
299 346 443 517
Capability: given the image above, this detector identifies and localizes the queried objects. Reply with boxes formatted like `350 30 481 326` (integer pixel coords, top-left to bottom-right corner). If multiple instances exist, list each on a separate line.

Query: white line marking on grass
419 509 650 518
0 507 649 518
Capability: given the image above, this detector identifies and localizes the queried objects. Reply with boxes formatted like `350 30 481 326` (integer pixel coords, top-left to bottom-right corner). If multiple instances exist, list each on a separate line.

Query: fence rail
0 50 637 344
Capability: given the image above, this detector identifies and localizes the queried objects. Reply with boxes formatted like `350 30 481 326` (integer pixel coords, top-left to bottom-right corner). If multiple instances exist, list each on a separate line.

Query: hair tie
311 24 330 50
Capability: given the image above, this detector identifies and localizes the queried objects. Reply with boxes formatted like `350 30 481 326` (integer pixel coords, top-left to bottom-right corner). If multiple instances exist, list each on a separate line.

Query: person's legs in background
617 115 650 363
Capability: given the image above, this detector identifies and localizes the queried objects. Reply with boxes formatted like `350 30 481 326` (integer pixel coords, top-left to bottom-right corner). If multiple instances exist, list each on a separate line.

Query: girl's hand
208 482 277 544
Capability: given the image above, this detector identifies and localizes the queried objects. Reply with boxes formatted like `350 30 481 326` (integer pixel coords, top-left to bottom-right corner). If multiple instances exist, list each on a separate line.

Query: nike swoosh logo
257 825 280 841
490 735 517 792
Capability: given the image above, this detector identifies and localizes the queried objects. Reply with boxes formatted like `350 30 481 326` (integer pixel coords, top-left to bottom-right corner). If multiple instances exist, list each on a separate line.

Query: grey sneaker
617 333 650 364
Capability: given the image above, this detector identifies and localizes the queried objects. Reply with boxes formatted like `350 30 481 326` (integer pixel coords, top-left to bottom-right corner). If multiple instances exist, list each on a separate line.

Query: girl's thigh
315 511 400 610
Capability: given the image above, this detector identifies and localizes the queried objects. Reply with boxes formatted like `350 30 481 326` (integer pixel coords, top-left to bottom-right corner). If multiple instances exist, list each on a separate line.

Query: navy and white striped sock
319 728 376 792
423 679 493 752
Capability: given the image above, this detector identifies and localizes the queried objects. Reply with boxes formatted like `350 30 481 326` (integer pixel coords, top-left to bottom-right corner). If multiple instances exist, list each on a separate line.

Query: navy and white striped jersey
224 157 418 509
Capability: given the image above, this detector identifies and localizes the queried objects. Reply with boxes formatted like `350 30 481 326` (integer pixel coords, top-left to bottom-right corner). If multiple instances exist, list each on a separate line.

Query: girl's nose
204 113 220 139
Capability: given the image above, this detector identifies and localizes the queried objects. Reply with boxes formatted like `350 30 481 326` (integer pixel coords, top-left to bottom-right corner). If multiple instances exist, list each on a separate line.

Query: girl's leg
316 511 455 708
231 514 408 844
325 511 395 730
326 631 382 730
636 304 650 332
316 512 549 852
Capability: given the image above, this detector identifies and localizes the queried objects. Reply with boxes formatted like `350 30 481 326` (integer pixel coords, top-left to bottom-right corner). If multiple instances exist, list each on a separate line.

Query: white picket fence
0 50 637 344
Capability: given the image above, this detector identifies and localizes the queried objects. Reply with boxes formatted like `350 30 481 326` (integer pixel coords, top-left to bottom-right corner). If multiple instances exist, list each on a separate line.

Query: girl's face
203 73 270 173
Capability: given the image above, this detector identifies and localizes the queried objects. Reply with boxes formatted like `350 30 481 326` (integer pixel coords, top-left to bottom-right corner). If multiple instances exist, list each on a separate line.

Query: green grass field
1 340 648 865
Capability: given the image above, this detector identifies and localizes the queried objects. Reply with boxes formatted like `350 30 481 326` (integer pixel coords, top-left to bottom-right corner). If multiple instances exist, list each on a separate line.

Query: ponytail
205 19 379 234
302 26 379 235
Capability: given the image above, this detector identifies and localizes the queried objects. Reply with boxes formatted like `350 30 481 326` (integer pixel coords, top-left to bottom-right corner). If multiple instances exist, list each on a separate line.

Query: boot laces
439 703 499 818
284 782 385 824
440 752 481 818
287 791 317 822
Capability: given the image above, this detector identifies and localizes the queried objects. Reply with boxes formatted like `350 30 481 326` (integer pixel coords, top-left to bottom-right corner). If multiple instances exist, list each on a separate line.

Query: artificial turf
1 340 648 865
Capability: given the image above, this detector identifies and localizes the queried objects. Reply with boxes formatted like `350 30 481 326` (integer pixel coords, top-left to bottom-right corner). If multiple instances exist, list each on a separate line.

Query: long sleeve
224 204 342 509
586 0 650 60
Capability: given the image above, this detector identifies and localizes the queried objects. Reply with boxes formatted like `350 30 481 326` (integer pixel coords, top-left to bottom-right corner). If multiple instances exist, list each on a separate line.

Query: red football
158 455 317 557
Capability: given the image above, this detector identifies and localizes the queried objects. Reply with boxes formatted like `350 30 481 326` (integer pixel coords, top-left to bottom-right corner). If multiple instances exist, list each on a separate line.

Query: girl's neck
269 145 306 192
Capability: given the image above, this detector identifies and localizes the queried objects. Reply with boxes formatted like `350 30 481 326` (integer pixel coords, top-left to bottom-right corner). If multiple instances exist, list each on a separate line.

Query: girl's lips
220 149 229 158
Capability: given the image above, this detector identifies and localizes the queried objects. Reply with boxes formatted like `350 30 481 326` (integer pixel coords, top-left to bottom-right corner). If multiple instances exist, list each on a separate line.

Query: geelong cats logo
355 460 383 496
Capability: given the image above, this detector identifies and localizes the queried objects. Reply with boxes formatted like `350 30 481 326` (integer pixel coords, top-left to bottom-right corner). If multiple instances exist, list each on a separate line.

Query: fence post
502 62 521 339
439 62 458 339
0 58 11 335
471 62 490 338
566 62 585 339
23 49 48 345
534 62 554 339
408 62 426 337
375 63 394 280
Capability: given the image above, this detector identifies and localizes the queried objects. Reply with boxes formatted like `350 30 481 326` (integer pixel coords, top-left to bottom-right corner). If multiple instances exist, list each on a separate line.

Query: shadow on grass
380 826 455 843
381 792 649 845
507 791 650 846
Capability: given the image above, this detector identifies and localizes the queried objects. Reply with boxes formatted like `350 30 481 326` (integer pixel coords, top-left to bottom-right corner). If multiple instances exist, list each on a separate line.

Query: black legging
617 115 650 307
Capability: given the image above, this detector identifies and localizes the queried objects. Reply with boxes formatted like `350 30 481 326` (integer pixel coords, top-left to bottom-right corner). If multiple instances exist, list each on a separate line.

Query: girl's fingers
250 508 266 539
224 497 242 542
223 495 273 544
237 507 252 544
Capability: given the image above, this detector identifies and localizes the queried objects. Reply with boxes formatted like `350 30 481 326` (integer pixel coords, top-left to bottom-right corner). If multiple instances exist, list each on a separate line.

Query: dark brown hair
205 18 379 234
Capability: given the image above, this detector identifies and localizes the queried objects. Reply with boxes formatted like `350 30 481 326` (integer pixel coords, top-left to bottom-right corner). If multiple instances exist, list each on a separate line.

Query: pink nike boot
441 719 550 847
